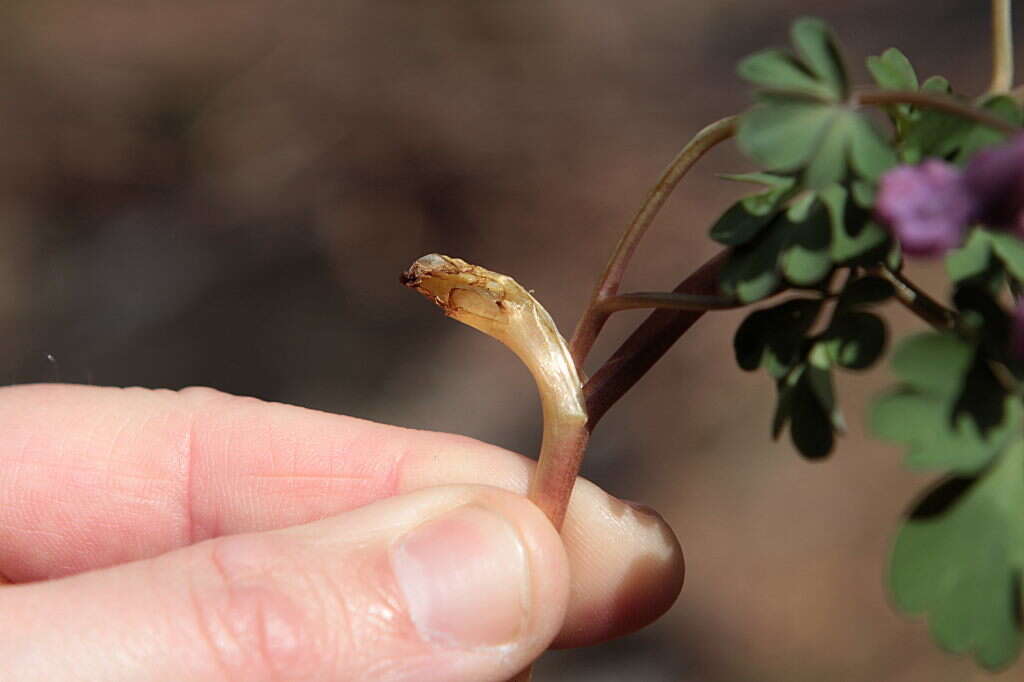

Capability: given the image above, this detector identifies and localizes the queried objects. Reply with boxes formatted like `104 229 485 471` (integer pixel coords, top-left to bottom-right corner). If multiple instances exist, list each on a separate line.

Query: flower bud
963 134 1024 234
875 160 977 256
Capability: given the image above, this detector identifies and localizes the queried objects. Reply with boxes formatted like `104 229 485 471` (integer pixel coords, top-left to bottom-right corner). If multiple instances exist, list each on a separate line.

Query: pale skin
0 384 684 682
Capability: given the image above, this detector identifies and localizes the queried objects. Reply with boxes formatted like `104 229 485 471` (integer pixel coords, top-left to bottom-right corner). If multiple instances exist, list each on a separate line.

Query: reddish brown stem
595 291 741 313
583 250 730 429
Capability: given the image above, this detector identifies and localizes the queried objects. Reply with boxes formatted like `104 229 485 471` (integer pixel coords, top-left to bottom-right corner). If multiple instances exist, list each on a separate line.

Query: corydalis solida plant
404 1 1024 674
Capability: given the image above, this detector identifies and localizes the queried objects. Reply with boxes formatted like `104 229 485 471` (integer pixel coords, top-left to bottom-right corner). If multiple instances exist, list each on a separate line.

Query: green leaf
719 172 796 188
872 391 1020 472
822 311 886 370
808 342 846 431
819 184 888 262
720 222 790 303
772 376 795 439
900 104 975 164
711 173 797 247
899 93 1021 165
738 50 834 99
866 48 918 91
781 208 832 285
802 111 850 189
890 332 973 394
786 192 816 222
873 332 1019 473
733 298 823 372
740 103 895 186
789 17 847 99
921 75 951 93
946 230 993 283
710 201 780 246
848 115 898 180
837 275 894 308
789 367 835 458
954 96 1023 164
889 441 1024 669
850 179 876 208
987 231 1024 282
738 100 835 171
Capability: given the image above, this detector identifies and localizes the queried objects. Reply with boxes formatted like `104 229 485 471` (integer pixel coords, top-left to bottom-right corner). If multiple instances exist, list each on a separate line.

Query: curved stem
569 116 738 369
401 255 588 530
594 291 741 313
402 255 588 682
872 265 956 331
990 0 1014 93
856 89 1020 135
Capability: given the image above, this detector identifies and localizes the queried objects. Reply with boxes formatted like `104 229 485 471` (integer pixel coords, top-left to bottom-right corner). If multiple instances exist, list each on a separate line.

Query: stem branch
990 0 1015 93
872 265 957 331
856 89 1019 136
595 291 742 313
584 250 730 429
569 116 738 368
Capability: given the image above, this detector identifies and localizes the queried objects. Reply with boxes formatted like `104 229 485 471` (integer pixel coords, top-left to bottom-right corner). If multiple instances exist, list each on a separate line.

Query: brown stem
595 291 742 313
856 89 1020 135
872 266 956 331
584 250 730 429
569 116 738 369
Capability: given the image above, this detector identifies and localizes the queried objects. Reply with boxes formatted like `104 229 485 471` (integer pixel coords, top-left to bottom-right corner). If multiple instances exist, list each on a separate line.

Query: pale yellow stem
990 0 1014 93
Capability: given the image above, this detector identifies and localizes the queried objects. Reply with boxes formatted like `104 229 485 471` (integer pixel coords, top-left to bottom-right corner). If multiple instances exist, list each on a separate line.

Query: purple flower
874 160 978 256
964 134 1024 234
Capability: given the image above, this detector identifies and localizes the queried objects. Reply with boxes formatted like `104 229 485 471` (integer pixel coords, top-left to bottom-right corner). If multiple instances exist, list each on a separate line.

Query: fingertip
554 481 685 648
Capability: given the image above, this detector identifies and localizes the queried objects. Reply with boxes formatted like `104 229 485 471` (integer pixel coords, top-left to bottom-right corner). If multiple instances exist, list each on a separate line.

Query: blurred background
0 0 1019 679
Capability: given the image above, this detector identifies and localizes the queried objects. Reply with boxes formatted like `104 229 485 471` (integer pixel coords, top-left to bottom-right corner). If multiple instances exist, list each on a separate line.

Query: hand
0 385 683 681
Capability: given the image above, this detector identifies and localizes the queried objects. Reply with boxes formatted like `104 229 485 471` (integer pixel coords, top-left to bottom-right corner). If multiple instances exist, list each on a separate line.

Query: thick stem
856 89 1020 135
872 265 957 331
990 0 1014 93
569 116 738 368
584 250 729 429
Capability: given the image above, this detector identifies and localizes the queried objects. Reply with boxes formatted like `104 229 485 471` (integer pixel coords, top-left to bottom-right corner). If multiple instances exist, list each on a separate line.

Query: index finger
0 384 683 646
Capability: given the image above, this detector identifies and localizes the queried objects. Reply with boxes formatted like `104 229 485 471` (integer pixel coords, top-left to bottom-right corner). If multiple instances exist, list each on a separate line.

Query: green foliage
736 18 895 187
873 288 1024 669
863 46 1022 165
734 275 891 458
866 48 917 92
718 15 1024 670
890 450 1024 670
872 333 1019 473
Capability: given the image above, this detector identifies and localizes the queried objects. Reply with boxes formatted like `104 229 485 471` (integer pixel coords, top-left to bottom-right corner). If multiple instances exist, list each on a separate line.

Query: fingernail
391 505 530 648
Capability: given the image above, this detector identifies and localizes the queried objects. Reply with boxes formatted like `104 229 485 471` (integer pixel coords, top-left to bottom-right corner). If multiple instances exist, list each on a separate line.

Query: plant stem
856 89 1020 135
402 256 589 682
583 250 730 429
569 116 738 369
595 291 742 313
872 265 957 331
990 0 1015 93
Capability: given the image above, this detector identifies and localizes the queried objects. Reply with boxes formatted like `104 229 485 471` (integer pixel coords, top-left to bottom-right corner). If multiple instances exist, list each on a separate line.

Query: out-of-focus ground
0 1 1019 679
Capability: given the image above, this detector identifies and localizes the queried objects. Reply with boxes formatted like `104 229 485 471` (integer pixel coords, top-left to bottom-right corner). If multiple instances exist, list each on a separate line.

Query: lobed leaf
866 48 918 91
889 441 1024 669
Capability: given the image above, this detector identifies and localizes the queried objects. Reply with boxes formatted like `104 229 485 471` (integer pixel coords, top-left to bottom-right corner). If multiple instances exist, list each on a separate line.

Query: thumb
0 485 570 682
